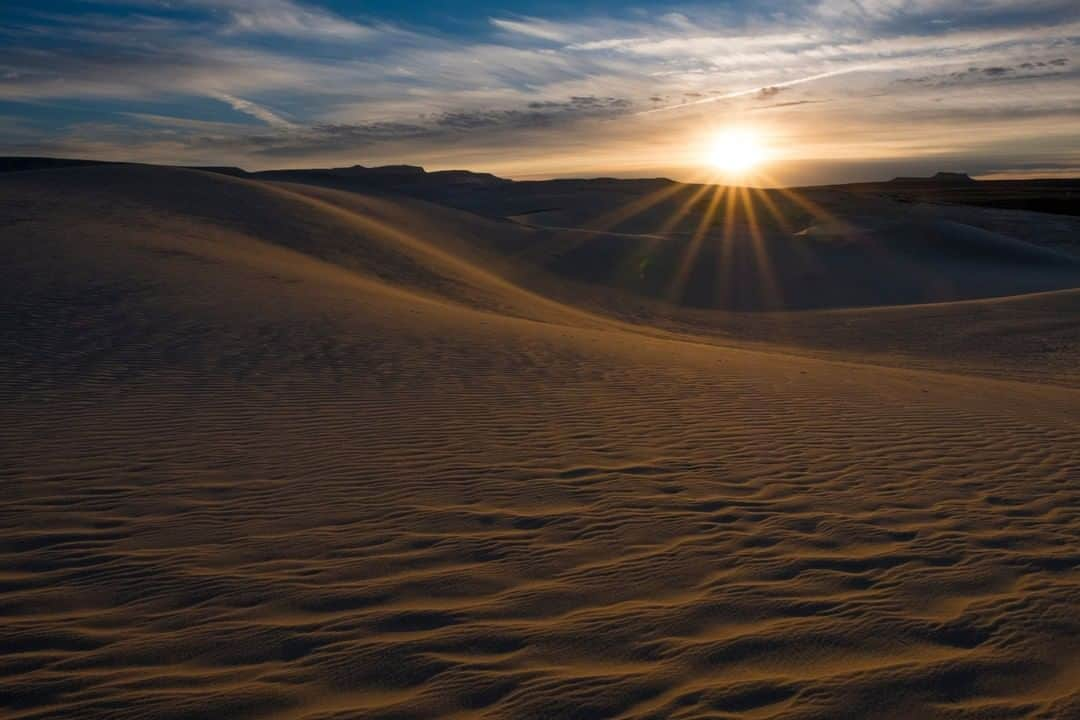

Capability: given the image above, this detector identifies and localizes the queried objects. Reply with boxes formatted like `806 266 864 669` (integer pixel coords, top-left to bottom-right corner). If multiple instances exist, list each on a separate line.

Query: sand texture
2 165 1078 719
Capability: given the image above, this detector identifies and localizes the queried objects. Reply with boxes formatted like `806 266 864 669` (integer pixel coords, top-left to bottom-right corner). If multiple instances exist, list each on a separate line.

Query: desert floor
2 165 1078 719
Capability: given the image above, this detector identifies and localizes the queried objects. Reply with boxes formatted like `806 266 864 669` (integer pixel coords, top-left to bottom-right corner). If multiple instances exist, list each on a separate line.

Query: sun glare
705 128 768 177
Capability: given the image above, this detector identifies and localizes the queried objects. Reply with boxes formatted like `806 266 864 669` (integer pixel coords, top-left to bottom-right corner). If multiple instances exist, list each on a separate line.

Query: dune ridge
2 165 1078 719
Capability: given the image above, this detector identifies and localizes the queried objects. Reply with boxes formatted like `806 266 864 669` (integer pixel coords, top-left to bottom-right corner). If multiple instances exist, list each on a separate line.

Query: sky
1 0 1078 184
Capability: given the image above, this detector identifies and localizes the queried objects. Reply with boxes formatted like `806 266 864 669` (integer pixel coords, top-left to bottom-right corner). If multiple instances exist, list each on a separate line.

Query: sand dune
2 165 1078 719
501 193 1080 311
237 168 1080 311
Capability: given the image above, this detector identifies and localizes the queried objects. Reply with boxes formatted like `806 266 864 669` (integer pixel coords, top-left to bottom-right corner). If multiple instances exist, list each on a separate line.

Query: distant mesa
888 171 977 185
0 156 510 189
330 164 510 186
333 164 426 177
0 156 114 173
428 169 511 186
251 163 510 189
186 166 248 177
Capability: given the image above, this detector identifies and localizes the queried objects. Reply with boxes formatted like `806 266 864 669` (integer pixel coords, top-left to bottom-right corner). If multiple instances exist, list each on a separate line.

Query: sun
705 128 768 176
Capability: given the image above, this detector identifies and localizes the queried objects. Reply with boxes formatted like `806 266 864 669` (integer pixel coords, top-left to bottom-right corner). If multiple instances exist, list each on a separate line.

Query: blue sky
1 1 1078 183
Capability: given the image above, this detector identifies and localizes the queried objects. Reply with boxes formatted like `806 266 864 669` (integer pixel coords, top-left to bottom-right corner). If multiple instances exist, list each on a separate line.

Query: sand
1 165 1078 719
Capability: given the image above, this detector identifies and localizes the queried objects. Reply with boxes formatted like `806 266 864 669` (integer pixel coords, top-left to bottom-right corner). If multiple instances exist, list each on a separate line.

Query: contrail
210 91 297 129
636 66 867 115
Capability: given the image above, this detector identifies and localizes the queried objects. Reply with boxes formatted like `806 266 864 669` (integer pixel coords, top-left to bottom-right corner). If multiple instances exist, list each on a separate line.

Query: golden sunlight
705 128 768 177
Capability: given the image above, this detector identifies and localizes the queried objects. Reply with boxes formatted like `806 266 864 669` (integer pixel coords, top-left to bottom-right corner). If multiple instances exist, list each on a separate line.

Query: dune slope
510 199 1080 311
1 166 1078 720
256 172 1080 310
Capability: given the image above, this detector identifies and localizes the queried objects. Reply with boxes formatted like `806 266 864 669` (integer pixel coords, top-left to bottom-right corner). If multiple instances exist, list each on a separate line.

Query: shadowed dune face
504 186 1080 311
2 165 1079 720
531 216 1079 311
248 172 1080 312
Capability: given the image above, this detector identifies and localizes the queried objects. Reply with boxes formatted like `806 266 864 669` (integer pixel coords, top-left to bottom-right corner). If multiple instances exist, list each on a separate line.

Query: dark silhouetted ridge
889 171 977 185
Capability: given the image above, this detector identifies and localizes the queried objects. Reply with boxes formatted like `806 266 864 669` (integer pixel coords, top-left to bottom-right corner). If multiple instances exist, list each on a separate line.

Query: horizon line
1 154 1078 189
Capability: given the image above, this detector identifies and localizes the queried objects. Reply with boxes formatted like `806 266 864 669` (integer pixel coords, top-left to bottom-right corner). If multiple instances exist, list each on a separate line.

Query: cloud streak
636 67 874 115
490 17 571 43
221 0 376 39
210 92 297 128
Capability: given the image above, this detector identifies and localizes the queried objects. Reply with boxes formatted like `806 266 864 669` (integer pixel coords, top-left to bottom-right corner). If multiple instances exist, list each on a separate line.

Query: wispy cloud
210 92 297 128
490 17 571 43
123 112 253 132
637 67 873 115
220 0 376 39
